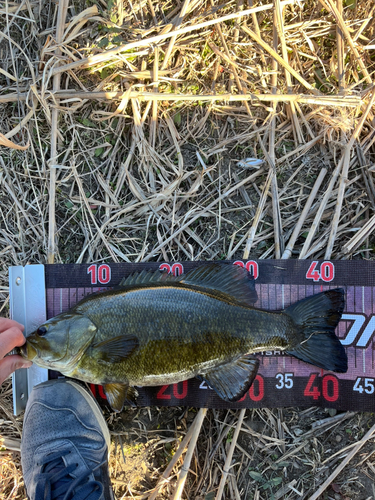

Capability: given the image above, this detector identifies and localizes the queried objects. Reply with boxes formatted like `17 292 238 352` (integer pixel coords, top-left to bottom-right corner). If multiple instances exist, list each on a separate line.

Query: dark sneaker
21 379 114 500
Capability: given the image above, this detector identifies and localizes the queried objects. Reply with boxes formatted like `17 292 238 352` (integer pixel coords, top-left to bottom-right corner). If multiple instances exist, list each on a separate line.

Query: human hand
0 318 32 385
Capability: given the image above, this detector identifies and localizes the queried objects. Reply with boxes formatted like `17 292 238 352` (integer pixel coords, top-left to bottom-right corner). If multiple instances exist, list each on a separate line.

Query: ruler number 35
275 373 294 389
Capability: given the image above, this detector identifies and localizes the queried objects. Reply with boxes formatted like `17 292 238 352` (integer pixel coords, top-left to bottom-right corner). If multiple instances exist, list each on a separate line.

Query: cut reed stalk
147 411 202 500
269 3 282 258
161 0 191 70
0 90 361 106
299 161 341 259
308 421 375 500
281 168 327 259
336 0 345 94
342 214 375 255
47 0 69 264
243 168 273 260
171 408 207 500
275 0 303 144
325 91 375 259
215 409 246 500
209 0 253 117
325 0 372 85
248 0 266 65
150 46 159 149
241 25 319 95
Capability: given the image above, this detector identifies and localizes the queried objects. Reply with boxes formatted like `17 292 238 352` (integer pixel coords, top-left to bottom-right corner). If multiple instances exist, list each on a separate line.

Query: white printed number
275 373 294 389
353 377 375 394
199 380 212 390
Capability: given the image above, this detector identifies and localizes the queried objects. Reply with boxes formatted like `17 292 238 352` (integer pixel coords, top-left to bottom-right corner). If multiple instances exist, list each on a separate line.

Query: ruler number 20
275 373 293 389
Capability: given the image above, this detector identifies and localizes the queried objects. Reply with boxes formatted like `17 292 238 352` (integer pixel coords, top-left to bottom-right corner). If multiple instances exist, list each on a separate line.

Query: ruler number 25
275 373 294 389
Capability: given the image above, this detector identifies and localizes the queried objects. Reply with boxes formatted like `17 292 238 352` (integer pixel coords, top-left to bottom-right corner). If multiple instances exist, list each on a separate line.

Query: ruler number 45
275 373 293 389
353 377 375 394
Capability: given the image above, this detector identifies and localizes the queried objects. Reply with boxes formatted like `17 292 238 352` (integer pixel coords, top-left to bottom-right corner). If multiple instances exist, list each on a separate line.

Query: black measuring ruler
38 260 375 411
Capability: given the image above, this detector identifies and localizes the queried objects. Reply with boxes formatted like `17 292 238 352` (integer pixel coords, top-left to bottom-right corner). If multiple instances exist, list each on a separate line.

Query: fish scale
76 287 291 382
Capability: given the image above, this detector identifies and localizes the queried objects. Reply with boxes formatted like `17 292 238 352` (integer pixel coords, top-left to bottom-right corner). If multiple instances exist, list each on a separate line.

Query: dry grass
1 0 375 498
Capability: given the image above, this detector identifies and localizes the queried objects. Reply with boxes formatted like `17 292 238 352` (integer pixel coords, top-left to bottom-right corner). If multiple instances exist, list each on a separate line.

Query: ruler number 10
87 264 111 285
275 373 293 389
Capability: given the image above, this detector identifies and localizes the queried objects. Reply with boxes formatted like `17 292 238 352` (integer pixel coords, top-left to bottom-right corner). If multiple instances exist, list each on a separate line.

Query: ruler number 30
275 373 294 389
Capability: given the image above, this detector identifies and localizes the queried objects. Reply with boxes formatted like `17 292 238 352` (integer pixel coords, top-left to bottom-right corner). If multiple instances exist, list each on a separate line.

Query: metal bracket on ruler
9 265 48 415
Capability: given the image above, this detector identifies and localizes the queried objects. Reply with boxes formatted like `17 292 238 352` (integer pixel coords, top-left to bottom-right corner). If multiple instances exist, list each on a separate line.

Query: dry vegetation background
1 0 375 498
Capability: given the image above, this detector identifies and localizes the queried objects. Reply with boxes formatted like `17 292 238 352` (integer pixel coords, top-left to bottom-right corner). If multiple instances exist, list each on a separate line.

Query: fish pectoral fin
104 383 138 412
93 335 139 363
198 354 259 402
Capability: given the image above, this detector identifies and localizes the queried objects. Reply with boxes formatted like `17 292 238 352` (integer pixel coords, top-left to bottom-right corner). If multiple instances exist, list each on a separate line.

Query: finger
0 327 26 359
0 318 24 333
0 355 32 385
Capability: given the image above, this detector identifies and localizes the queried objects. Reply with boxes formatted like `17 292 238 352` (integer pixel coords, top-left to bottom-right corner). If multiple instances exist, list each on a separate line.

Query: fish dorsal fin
119 264 257 305
93 335 139 363
119 269 175 286
199 354 259 402
179 264 257 305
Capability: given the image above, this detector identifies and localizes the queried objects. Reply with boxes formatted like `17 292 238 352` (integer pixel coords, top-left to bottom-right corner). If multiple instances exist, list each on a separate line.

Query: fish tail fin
285 289 347 373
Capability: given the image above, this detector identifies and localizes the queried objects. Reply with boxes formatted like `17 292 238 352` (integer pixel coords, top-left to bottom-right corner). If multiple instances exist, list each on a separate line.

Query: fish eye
37 326 48 336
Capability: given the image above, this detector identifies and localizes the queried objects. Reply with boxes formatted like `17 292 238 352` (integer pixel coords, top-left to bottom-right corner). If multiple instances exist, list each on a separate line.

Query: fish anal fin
103 383 138 412
199 354 259 402
93 335 139 363
125 386 139 407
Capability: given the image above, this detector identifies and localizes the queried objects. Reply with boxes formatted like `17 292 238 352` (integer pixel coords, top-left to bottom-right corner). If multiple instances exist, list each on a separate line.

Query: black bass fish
20 264 347 411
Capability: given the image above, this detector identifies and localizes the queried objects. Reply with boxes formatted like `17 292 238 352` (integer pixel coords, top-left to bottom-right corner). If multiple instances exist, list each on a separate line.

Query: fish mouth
22 337 69 366
19 342 37 361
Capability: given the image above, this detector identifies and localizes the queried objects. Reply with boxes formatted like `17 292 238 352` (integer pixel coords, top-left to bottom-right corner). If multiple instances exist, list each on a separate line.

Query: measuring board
10 260 375 414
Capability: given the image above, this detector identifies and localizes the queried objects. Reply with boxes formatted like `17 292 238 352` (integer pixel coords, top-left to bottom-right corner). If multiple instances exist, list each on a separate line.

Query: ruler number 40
306 261 334 282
